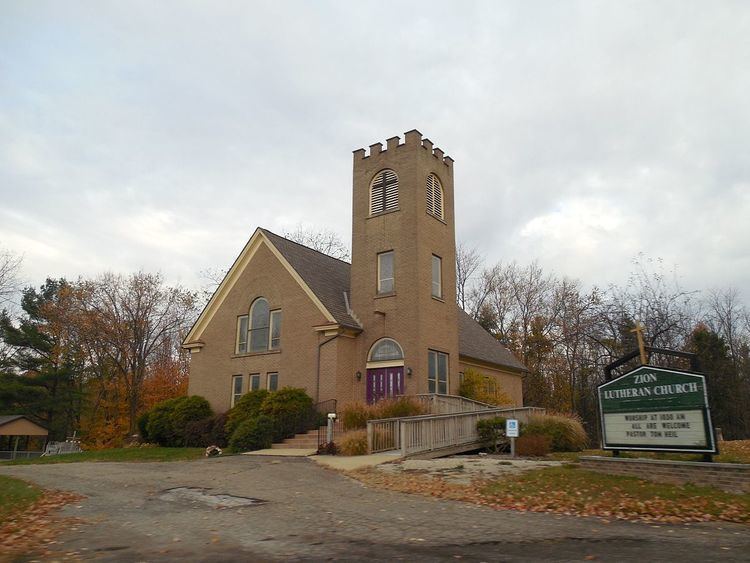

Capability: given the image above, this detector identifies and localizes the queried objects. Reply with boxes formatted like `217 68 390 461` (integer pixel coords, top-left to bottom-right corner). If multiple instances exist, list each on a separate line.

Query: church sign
598 365 717 454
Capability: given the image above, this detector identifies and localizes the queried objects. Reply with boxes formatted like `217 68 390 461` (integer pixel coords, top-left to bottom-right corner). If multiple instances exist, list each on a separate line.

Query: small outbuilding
0 415 49 460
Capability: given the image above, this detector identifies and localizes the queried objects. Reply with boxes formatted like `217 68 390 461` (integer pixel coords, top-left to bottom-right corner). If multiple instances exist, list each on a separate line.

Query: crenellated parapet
353 129 453 167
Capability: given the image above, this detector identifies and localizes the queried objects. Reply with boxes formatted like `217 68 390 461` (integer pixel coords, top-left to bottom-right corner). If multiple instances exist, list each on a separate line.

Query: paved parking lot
2 456 749 561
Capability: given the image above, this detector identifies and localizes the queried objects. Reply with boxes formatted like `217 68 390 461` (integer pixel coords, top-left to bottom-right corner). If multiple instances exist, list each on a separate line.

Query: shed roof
0 415 49 436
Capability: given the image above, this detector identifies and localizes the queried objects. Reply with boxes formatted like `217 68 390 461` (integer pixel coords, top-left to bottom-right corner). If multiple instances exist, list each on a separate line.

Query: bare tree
283 225 350 261
456 242 482 311
0 248 22 308
84 272 197 433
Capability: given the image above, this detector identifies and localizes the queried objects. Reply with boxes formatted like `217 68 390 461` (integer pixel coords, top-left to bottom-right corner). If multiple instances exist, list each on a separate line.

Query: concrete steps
271 422 343 450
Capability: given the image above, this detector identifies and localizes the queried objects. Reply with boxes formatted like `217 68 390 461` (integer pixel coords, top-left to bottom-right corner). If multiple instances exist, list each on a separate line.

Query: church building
183 130 526 413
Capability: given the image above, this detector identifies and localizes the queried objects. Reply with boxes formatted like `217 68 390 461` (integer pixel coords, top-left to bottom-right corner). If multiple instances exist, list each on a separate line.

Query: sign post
598 365 717 456
506 419 519 457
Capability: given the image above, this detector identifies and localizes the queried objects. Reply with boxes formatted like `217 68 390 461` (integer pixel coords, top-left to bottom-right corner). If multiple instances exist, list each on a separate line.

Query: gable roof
0 415 24 426
457 308 527 372
259 229 360 329
184 228 525 373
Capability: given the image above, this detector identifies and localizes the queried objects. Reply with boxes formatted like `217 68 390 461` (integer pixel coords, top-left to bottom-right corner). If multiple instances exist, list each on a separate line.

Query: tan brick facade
185 131 524 413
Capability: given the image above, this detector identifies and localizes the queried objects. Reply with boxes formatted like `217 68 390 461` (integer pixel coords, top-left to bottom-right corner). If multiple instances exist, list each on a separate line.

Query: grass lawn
0 447 205 466
481 465 750 523
0 476 43 524
549 440 750 464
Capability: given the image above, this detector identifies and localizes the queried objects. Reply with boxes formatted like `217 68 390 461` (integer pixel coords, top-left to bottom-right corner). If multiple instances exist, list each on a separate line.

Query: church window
236 315 249 354
246 298 281 352
231 375 244 407
428 350 448 394
431 254 442 298
370 169 399 215
250 373 261 391
426 174 444 219
267 372 279 391
377 251 394 294
270 310 282 350
369 338 404 362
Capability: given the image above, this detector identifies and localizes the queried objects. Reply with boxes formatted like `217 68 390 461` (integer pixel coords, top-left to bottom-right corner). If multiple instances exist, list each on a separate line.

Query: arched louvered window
370 169 399 215
368 338 404 362
426 174 444 220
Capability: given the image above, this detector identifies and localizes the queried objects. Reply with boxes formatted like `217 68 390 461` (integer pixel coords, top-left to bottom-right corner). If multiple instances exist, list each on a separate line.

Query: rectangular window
236 315 248 354
250 373 260 391
270 310 282 350
428 350 448 394
231 375 244 406
431 255 442 298
377 251 394 294
268 372 279 391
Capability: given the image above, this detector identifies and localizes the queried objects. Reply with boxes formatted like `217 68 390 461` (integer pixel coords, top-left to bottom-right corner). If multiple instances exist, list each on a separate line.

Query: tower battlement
352 129 453 167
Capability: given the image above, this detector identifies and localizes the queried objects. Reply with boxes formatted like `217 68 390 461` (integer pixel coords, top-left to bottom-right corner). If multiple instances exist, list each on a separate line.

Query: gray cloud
1 1 748 299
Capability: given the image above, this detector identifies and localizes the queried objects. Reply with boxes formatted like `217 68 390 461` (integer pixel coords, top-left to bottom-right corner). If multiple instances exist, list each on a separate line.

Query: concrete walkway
243 448 317 457
313 451 401 471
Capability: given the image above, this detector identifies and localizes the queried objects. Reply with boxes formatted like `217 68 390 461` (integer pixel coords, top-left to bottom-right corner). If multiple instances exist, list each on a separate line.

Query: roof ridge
260 228 352 266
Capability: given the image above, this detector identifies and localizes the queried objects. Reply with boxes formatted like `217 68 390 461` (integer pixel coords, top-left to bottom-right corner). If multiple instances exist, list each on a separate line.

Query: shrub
225 389 270 437
516 434 552 457
338 430 368 456
339 402 371 431
184 413 229 448
228 415 276 453
476 417 507 453
259 387 316 440
458 368 513 406
521 413 588 452
339 397 427 431
137 411 151 441
144 396 213 447
375 396 426 419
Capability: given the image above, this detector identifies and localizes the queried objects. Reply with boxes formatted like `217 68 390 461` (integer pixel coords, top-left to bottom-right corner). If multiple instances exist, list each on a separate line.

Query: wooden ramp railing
413 393 497 414
367 405 545 457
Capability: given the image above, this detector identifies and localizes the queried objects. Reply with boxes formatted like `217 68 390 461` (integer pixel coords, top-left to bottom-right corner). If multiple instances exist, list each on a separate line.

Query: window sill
232 349 281 359
367 209 401 220
431 295 445 303
374 292 396 299
426 211 447 225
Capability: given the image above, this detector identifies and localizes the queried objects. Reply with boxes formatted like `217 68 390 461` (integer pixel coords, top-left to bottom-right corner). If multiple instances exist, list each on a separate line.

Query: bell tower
350 130 459 399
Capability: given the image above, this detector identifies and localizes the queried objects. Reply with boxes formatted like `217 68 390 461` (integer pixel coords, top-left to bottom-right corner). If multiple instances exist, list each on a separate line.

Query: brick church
183 130 526 413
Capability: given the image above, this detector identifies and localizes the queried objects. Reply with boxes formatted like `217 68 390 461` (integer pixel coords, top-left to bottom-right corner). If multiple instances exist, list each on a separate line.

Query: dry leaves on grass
0 490 85 557
351 468 750 525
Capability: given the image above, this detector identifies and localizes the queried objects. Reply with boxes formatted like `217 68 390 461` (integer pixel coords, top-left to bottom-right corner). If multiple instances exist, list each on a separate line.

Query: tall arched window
368 338 404 362
426 173 444 220
250 298 270 352
370 169 399 215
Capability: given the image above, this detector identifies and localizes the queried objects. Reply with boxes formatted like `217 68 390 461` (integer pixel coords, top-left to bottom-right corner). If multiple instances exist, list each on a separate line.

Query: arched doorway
366 338 404 404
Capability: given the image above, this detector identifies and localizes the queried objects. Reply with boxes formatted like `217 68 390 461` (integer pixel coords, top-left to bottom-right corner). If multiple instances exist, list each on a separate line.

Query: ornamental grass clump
522 413 588 452
339 397 427 431
337 430 368 456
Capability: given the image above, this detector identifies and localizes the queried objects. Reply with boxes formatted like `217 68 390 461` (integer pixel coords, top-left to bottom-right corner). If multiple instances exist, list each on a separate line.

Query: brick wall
580 455 750 494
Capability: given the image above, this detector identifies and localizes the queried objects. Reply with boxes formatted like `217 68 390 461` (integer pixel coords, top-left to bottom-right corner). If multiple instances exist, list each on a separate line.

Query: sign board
598 365 716 454
505 419 519 438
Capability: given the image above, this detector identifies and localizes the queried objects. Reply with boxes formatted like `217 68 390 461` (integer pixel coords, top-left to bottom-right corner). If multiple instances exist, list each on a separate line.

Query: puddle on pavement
159 487 266 508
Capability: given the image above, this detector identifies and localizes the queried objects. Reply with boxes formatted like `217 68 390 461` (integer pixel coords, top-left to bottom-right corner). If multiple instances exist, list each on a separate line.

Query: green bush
521 413 588 452
259 387 315 441
144 396 213 447
228 415 275 453
476 417 507 453
184 413 229 448
225 389 270 437
137 411 151 441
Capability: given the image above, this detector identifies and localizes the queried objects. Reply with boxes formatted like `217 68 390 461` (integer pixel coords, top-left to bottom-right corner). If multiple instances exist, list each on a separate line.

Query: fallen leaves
0 489 85 557
350 466 750 525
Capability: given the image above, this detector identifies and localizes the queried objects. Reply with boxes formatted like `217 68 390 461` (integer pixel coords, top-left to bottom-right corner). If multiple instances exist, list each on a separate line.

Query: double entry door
366 366 404 404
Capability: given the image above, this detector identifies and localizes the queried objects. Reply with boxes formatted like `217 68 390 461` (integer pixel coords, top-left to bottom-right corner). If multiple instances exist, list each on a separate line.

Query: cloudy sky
2 1 749 300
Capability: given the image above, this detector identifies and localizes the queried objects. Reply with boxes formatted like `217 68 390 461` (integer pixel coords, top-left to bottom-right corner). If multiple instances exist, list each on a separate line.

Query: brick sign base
580 456 750 494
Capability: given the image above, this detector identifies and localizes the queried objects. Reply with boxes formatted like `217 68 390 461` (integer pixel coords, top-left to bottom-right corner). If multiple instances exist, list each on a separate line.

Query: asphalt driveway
1 456 748 561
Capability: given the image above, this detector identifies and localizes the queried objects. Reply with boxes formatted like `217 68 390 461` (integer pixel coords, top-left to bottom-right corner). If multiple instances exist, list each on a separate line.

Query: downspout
316 333 340 403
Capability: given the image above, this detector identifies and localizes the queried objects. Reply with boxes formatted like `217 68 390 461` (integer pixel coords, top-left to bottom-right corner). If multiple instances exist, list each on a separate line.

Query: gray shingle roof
0 415 24 426
261 229 361 329
262 229 525 372
457 308 527 372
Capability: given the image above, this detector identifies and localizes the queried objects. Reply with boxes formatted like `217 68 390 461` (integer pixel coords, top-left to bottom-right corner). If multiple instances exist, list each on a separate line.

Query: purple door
366 367 404 404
